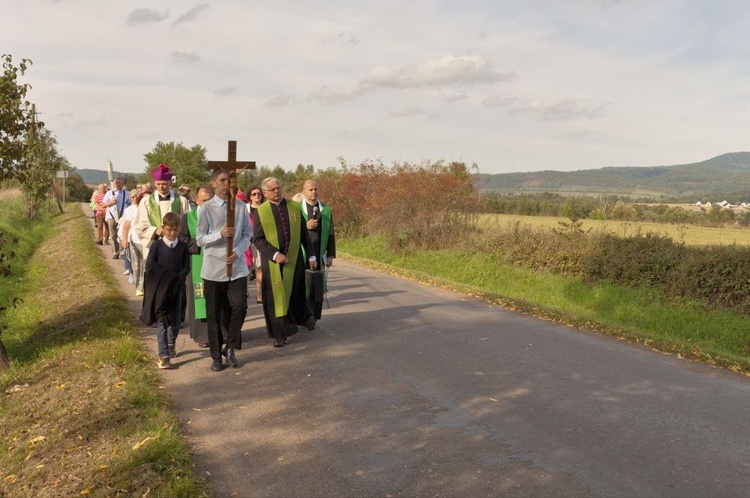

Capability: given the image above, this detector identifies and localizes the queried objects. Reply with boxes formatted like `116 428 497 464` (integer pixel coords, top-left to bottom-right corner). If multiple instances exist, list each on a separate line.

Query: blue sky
3 0 749 175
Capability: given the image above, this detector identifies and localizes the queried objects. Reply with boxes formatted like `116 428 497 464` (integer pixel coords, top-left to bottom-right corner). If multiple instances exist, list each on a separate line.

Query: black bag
305 269 325 303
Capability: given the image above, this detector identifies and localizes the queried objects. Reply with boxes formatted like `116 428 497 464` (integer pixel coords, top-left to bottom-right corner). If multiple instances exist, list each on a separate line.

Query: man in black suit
299 179 336 325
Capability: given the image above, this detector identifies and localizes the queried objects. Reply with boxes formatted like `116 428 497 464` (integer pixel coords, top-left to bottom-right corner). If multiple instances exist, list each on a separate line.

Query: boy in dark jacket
141 212 190 369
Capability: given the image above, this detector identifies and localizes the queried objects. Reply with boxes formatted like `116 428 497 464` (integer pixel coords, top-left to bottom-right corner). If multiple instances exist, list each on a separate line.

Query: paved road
96 221 750 497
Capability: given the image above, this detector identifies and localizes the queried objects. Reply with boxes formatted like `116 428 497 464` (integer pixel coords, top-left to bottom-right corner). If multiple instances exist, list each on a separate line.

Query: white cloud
361 55 516 90
388 107 425 118
173 4 210 25
214 86 238 97
126 8 169 26
263 94 298 108
2 1 749 175
483 97 610 121
170 51 201 64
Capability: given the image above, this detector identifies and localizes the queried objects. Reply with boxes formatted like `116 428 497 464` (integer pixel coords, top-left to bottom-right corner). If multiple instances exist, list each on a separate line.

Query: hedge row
483 221 750 314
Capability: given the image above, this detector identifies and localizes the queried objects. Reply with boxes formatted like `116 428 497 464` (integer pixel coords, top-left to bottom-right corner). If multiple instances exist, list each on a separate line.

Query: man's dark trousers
203 277 248 361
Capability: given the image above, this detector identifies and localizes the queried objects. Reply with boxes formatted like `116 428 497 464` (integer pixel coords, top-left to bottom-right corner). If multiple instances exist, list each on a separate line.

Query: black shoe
113 253 120 259
305 316 316 331
273 338 285 347
96 241 103 245
211 359 223 372
226 348 238 368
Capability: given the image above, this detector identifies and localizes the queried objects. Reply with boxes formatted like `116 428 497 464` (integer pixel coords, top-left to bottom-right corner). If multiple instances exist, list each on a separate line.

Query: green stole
301 201 331 296
186 210 206 320
257 200 302 318
300 201 331 261
146 193 183 228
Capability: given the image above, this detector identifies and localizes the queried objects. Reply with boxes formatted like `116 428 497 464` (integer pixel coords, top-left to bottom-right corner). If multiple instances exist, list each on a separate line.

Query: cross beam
207 140 256 277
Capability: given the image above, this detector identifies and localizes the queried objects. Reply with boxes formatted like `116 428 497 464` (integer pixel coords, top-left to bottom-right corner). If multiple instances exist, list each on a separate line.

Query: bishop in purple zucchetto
151 164 174 182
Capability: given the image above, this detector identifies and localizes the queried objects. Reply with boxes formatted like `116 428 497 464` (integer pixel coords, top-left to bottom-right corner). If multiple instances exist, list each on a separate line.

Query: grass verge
340 236 750 376
0 201 209 497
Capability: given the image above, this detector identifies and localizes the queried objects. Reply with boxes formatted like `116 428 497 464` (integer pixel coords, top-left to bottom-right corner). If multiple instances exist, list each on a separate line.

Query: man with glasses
253 177 317 347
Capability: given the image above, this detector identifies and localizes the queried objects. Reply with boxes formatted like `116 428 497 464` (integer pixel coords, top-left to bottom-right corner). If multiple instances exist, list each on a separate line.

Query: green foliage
583 231 680 289
63 170 92 202
143 141 209 188
0 54 37 178
18 128 68 218
0 203 209 496
480 216 750 317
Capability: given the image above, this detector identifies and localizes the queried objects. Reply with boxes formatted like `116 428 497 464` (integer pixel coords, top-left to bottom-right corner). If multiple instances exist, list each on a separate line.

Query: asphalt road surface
101 237 750 497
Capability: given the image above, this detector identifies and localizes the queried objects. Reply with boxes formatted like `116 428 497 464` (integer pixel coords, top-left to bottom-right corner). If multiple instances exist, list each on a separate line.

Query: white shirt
196 196 253 282
103 188 131 221
119 204 140 244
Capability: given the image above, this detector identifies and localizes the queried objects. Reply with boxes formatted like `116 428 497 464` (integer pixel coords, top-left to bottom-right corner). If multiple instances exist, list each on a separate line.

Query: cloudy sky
3 0 750 175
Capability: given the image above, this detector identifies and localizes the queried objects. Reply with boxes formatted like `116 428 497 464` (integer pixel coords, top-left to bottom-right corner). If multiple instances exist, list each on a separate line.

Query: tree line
479 191 750 227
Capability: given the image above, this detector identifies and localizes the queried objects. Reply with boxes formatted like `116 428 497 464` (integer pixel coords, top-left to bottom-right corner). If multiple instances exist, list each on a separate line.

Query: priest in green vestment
253 177 317 347
299 179 336 322
133 164 192 273
179 185 214 346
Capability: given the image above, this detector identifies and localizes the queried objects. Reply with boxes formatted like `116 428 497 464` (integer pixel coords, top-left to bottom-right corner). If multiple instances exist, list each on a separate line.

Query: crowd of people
92 164 336 372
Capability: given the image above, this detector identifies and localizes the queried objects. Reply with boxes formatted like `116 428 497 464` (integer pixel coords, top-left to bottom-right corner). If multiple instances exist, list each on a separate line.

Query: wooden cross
207 140 256 276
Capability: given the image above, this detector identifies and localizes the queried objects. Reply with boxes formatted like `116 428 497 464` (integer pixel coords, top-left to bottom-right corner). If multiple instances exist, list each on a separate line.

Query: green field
478 213 750 247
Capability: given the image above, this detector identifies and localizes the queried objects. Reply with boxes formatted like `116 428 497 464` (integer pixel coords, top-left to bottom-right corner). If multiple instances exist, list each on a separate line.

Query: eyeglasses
250 192 261 196
263 187 280 192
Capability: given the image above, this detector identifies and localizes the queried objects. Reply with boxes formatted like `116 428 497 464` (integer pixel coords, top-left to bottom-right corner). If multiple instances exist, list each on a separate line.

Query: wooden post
207 140 256 276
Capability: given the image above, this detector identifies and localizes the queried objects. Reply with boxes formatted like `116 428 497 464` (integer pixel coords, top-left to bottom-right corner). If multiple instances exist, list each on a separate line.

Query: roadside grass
0 201 209 497
340 236 750 376
478 213 750 246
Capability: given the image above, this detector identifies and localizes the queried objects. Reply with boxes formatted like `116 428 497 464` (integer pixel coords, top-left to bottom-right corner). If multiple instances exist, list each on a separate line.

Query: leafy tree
64 170 92 202
143 141 209 188
611 200 638 221
120 173 138 191
19 127 68 218
0 54 38 370
1 54 38 178
291 164 315 191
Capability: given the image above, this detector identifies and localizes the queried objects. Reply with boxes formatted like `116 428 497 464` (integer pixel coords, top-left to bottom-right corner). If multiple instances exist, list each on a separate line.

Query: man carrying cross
197 142 255 372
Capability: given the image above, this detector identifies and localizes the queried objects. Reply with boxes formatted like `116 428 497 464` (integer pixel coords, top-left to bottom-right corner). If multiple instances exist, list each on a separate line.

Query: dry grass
478 213 750 247
0 203 208 497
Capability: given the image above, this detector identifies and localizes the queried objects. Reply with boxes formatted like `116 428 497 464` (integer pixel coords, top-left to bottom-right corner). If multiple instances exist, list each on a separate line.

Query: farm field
478 213 750 247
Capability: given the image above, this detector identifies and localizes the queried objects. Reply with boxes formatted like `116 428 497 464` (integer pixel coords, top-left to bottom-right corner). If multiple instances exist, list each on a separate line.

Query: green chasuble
257 200 302 318
186 210 206 319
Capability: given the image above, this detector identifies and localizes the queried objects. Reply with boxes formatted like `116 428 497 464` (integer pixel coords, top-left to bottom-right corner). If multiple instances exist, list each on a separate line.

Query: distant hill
475 152 750 198
76 169 139 186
